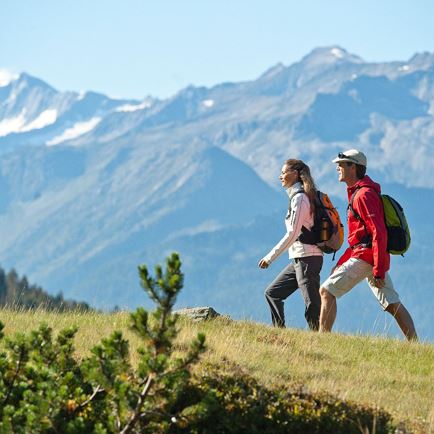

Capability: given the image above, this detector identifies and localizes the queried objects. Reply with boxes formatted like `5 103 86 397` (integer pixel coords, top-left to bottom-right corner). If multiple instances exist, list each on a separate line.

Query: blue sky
1 0 433 99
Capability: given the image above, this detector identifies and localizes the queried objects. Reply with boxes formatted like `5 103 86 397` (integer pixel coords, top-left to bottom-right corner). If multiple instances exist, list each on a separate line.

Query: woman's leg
294 256 323 330
264 263 298 327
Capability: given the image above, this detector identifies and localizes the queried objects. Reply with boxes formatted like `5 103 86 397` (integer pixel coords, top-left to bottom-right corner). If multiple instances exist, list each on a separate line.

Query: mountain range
0 46 433 340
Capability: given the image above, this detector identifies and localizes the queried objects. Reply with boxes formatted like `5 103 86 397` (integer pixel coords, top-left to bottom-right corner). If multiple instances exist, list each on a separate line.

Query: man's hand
372 277 385 288
258 258 270 269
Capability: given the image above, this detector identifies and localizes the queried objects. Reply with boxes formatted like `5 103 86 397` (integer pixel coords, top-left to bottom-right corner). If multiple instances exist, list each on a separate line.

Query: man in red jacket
319 149 417 340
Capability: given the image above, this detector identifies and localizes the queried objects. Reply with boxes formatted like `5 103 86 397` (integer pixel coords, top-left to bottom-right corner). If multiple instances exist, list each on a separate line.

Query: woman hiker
258 159 323 330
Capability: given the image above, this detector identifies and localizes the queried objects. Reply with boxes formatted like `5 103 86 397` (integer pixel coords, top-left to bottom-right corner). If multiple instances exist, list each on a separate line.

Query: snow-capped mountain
1 46 433 339
0 72 155 150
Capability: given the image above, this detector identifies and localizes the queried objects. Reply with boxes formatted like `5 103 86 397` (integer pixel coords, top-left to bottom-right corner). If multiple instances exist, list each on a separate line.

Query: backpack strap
348 186 373 249
297 190 320 245
286 187 305 216
286 187 317 244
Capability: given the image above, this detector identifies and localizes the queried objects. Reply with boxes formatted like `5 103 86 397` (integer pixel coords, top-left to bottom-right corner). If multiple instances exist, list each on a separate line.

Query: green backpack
348 187 411 255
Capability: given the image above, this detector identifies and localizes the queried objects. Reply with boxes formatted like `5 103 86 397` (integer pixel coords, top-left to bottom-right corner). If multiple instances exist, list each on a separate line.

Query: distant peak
18 72 37 82
409 51 434 60
80 90 108 100
16 72 56 91
407 51 434 69
172 85 208 101
301 46 364 65
0 68 19 87
259 63 286 80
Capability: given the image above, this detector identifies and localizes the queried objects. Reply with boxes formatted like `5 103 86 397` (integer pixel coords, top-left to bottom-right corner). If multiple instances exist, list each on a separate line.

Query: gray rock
174 307 221 321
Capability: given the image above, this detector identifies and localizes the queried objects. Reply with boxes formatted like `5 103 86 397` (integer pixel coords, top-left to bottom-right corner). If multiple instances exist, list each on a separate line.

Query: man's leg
367 272 418 341
319 287 337 332
318 258 368 333
294 256 323 331
385 303 418 341
264 263 298 327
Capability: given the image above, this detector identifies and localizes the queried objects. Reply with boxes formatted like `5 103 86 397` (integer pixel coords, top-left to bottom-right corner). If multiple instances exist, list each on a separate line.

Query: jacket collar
286 181 304 199
347 175 381 196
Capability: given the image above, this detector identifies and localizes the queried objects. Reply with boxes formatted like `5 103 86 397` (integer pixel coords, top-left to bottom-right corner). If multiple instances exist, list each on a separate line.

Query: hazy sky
1 0 433 99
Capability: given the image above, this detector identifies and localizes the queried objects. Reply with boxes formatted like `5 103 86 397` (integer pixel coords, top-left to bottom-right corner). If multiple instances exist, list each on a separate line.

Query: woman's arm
259 193 310 266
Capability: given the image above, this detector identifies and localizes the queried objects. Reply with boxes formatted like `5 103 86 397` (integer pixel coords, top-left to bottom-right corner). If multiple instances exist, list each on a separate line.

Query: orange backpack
298 191 344 258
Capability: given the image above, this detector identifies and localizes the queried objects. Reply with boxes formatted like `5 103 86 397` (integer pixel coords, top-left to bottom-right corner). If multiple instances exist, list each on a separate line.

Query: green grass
1 308 433 433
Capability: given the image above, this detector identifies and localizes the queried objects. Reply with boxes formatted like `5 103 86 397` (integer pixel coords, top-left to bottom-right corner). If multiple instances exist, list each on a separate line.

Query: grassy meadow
1 308 433 433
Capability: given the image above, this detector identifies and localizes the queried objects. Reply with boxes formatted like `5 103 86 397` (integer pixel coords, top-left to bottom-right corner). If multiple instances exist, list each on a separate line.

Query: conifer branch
119 374 154 434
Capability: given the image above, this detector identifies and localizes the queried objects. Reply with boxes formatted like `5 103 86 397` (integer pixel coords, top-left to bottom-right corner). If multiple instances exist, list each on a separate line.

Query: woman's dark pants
264 256 323 330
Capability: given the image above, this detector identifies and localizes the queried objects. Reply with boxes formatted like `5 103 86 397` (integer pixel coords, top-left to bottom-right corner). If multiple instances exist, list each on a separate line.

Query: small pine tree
0 252 206 433
84 252 206 433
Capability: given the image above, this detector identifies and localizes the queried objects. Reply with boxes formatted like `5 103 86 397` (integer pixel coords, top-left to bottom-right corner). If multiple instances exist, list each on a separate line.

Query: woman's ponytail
284 159 317 215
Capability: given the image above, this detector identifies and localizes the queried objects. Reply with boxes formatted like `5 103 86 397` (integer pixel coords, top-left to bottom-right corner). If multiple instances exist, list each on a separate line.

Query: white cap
332 149 367 167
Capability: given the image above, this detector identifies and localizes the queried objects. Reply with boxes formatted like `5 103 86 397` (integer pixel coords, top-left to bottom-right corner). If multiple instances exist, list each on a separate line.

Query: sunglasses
338 152 358 164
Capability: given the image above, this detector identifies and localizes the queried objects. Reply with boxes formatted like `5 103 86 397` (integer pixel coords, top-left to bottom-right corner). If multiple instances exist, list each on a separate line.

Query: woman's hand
258 258 270 269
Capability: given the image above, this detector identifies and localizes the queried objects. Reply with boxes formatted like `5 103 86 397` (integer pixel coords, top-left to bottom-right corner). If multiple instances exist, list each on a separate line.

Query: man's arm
355 190 388 279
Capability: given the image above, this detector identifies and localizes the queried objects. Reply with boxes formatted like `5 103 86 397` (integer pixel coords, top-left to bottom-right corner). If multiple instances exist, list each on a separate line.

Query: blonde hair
284 159 317 215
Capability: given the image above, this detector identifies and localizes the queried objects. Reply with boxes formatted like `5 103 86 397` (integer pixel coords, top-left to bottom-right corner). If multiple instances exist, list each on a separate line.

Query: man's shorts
322 258 400 310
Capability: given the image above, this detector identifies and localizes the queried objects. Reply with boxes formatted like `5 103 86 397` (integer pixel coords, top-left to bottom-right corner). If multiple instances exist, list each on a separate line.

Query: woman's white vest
264 182 323 263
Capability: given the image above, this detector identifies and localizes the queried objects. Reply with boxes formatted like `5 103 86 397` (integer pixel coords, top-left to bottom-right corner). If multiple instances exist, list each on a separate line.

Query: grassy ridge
1 309 433 433
178 318 434 433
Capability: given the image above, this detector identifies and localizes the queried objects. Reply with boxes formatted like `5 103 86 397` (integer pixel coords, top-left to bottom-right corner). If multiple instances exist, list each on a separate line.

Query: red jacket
336 175 390 279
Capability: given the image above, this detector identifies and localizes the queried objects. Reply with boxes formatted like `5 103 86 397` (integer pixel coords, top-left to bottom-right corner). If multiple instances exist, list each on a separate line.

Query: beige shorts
322 258 400 310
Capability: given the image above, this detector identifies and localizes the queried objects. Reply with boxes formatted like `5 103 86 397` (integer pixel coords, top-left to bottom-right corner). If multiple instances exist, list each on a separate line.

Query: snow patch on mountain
0 108 58 137
22 109 58 132
47 117 101 146
0 110 27 136
330 47 345 59
115 100 152 112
